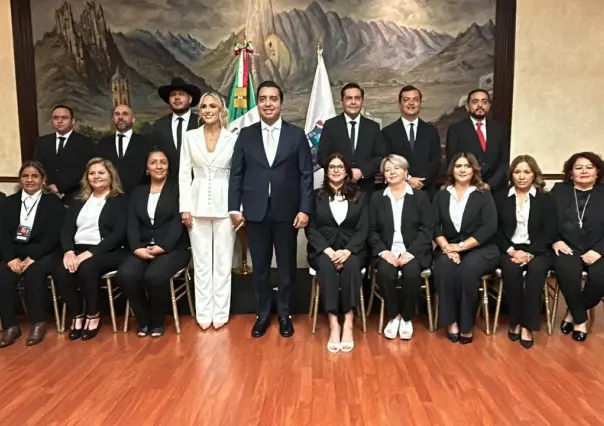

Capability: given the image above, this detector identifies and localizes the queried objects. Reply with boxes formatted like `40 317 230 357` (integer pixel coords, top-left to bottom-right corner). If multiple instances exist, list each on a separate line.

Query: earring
146 171 149 175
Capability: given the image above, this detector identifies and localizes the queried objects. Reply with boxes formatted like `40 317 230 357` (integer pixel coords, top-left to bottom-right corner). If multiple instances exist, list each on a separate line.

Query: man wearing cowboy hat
151 77 201 179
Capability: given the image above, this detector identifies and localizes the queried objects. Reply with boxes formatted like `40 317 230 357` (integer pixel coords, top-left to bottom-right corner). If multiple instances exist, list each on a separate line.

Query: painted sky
32 0 495 47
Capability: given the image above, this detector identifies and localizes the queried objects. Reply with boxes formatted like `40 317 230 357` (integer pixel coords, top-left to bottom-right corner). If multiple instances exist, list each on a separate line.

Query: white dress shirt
344 114 360 150
447 185 477 233
74 195 107 245
172 110 192 149
329 195 348 225
147 192 161 225
115 128 133 157
400 117 419 142
470 117 487 141
508 186 536 251
261 118 282 196
383 185 414 256
20 190 42 227
55 129 74 153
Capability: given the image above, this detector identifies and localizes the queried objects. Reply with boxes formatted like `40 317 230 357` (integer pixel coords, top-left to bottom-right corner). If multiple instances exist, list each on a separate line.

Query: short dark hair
18 161 47 182
340 83 364 100
52 104 74 119
257 80 283 102
466 89 491 104
562 151 604 183
398 85 422 102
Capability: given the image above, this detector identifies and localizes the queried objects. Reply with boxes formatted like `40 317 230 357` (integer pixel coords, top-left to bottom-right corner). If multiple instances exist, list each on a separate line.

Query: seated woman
433 152 499 344
54 158 128 341
117 149 190 337
0 162 63 347
551 152 604 341
306 153 368 353
368 154 433 340
495 155 555 349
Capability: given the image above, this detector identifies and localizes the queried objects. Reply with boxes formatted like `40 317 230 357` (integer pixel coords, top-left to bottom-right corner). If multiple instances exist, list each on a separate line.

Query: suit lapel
162 118 177 155
339 114 354 158
465 119 484 158
381 194 395 237
319 195 338 226
460 191 478 230
254 124 270 168
188 114 198 131
272 122 290 167
139 185 152 226
503 194 517 239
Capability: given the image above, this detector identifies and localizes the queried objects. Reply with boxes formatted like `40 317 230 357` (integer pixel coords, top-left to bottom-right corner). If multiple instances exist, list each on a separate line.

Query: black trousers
116 250 191 328
314 253 362 315
499 252 552 331
433 247 499 333
0 253 60 328
54 246 128 317
246 200 298 318
376 257 422 321
553 252 604 324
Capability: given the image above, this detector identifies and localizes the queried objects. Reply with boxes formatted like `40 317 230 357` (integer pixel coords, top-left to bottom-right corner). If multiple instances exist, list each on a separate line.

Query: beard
470 110 486 120
171 106 190 115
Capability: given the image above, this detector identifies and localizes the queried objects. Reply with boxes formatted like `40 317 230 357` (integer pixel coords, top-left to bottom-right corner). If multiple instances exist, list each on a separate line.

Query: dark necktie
349 121 356 152
176 117 184 152
408 123 415 151
117 134 125 158
57 136 66 155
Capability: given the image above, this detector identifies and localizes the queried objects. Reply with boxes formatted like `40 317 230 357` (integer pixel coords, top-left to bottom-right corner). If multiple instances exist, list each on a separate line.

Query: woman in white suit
179 92 237 330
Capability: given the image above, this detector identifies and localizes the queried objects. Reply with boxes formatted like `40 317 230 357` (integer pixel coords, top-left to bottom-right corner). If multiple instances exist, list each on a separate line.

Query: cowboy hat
157 77 202 107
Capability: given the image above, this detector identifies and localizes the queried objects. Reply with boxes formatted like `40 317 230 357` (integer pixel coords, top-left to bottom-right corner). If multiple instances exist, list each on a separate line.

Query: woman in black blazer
368 154 433 340
54 158 128 341
495 155 555 348
117 149 190 337
433 152 499 344
0 162 63 347
306 153 368 353
551 152 604 341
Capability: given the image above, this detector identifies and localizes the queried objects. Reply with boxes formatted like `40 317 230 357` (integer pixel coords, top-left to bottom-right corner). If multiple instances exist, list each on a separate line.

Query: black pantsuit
550 183 604 325
306 191 368 315
368 188 434 321
432 188 500 333
494 189 556 331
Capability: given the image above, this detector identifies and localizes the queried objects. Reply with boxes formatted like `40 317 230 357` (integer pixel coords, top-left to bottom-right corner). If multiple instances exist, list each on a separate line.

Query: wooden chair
547 271 590 332
308 267 367 333
367 268 435 333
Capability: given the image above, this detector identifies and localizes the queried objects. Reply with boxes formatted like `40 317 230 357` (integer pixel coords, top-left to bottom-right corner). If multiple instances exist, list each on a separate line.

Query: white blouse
74 195 107 245
447 185 476 233
384 185 414 255
147 192 161 225
509 186 536 249
329 195 348 225
20 190 42 227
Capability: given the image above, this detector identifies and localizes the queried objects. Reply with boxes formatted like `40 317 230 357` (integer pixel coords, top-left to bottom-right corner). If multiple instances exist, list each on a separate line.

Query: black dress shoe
137 326 150 337
251 316 271 338
520 338 534 349
278 316 295 338
26 322 47 346
560 320 573 335
508 330 520 342
459 335 474 345
447 332 460 343
150 327 164 338
0 326 21 348
81 317 101 341
572 330 588 342
69 317 84 341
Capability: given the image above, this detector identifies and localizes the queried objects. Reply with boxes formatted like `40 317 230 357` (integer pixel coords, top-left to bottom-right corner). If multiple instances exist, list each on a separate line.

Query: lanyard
22 195 41 222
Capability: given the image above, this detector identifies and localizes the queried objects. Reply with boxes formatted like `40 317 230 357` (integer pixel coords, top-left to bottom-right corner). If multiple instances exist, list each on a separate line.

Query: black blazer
368 188 434 269
33 132 95 201
445 118 509 191
382 118 441 195
494 189 556 256
550 182 604 254
433 188 498 246
96 133 151 194
151 113 199 179
0 192 63 261
228 120 314 222
61 194 128 255
127 182 189 252
317 114 387 192
306 191 368 266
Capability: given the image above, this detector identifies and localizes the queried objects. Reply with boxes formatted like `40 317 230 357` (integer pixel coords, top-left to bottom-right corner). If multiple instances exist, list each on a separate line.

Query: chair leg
61 303 67 333
378 297 385 333
424 277 435 332
367 272 376 315
308 276 316 317
185 268 196 317
551 281 560 329
106 278 118 333
49 277 62 332
311 281 320 334
492 277 504 334
434 295 439 330
170 278 181 334
123 300 130 333
359 284 367 333
482 278 491 335
543 280 552 335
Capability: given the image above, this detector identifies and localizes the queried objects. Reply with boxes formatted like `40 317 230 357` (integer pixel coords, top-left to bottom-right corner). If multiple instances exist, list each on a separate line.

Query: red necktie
476 122 487 152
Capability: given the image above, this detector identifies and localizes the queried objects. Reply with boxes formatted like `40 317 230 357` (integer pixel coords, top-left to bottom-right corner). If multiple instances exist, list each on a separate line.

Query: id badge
16 225 32 242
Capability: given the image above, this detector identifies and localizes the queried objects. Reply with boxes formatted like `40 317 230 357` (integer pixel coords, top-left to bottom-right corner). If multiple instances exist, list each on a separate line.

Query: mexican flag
228 40 260 132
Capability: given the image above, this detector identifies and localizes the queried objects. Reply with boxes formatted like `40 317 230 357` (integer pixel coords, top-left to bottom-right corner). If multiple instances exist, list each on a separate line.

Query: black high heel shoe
81 315 102 341
69 316 84 341
459 335 474 345
508 330 520 342
447 332 460 343
572 330 588 342
560 320 573 335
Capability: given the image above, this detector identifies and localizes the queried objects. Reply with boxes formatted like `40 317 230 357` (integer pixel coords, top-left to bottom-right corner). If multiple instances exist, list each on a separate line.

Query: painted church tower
111 66 130 107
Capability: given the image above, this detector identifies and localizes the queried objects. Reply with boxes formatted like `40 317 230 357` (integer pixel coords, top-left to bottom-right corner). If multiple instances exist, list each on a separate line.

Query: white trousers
189 217 236 325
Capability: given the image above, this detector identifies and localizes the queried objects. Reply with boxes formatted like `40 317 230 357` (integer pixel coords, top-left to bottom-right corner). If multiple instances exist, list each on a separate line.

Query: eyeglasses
328 164 345 171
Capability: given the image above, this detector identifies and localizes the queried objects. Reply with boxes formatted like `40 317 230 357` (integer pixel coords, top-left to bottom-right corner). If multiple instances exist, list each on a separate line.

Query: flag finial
316 40 322 55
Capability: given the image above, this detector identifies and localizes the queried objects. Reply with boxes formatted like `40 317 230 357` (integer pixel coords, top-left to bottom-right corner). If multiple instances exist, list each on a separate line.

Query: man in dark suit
382 85 441 197
228 81 313 339
33 105 95 204
446 89 510 192
317 82 386 195
151 78 201 179
96 104 150 194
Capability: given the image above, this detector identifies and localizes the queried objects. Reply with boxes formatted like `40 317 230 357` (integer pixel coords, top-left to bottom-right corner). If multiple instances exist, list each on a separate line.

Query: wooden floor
2 311 604 426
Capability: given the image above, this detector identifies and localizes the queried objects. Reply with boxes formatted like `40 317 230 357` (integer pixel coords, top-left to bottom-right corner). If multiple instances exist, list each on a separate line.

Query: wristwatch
458 241 466 250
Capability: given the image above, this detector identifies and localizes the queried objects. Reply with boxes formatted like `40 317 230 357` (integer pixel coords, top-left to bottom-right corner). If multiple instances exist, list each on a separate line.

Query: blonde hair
380 154 409 173
77 157 124 201
198 91 228 129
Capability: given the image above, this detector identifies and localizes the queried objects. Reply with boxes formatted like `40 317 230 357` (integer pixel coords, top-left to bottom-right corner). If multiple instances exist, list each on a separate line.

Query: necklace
573 187 591 229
